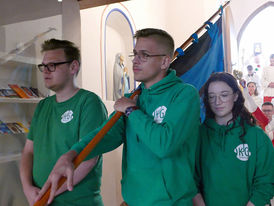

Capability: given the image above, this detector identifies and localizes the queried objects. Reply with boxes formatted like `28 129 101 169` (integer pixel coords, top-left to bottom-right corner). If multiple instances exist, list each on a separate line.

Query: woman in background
245 81 263 110
193 72 274 206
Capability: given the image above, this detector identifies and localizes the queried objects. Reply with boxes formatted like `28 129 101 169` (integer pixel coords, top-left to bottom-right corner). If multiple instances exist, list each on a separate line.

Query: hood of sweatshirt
140 69 182 95
203 118 243 151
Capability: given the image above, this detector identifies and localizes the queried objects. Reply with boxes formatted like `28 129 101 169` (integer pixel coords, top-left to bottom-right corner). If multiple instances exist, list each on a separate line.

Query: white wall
229 0 273 41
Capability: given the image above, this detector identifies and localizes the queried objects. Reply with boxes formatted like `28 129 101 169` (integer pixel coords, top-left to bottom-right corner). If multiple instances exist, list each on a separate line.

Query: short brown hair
262 102 273 107
134 28 174 58
41 39 80 63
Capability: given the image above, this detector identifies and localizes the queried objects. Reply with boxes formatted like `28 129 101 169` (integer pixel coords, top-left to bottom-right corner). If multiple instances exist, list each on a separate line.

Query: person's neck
215 114 233 126
144 71 167 88
55 85 79 103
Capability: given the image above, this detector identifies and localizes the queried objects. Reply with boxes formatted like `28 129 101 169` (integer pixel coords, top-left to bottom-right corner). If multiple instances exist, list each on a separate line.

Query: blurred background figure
246 81 263 109
262 102 274 146
262 54 274 103
243 65 261 94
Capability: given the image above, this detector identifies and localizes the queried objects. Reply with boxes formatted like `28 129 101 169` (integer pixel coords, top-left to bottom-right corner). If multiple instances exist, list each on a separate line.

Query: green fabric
195 118 274 206
28 89 107 206
72 70 200 206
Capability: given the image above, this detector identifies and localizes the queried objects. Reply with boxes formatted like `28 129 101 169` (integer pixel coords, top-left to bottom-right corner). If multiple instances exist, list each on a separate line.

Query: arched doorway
100 4 136 101
237 2 274 78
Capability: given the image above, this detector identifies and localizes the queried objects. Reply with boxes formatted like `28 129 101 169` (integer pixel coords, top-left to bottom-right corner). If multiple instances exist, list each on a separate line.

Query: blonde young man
20 39 107 206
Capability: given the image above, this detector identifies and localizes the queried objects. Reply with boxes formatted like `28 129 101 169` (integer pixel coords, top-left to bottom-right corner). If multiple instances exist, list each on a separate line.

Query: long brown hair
203 72 256 139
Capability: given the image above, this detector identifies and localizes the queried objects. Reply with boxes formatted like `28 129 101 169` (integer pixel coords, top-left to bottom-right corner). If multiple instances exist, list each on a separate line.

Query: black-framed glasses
208 92 234 103
129 51 166 62
37 60 73 72
262 109 273 113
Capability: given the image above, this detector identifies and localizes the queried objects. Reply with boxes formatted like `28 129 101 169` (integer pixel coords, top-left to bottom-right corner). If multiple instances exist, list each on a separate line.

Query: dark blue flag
171 16 224 92
170 17 224 121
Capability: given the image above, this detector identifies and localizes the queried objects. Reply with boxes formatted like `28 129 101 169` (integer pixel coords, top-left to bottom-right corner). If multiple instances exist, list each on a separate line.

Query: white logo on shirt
152 106 167 123
234 144 251 161
61 110 73 123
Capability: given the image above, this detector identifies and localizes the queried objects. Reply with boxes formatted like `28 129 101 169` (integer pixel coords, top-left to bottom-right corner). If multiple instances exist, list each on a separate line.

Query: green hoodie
195 118 274 206
72 69 200 206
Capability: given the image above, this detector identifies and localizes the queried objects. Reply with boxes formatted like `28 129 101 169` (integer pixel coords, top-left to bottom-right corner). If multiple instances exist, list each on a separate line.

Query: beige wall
229 0 273 38
80 0 220 97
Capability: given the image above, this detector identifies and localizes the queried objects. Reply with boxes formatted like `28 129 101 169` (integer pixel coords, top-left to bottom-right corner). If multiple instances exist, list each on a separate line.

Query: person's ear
70 60 80 75
160 55 171 71
233 92 239 102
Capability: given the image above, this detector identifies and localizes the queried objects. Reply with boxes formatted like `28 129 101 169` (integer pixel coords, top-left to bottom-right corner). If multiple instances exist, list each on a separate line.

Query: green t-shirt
28 89 107 206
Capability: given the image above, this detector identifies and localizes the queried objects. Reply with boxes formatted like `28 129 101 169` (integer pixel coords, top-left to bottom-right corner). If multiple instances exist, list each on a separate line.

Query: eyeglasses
37 60 73 72
262 109 273 113
129 51 166 62
208 93 234 103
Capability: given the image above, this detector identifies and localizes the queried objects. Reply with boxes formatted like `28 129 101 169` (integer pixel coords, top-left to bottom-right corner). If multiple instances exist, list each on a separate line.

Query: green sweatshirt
72 69 200 206
195 118 274 206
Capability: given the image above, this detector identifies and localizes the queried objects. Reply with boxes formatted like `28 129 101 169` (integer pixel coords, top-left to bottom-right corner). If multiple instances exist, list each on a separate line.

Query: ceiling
0 0 62 26
77 0 129 10
0 0 129 26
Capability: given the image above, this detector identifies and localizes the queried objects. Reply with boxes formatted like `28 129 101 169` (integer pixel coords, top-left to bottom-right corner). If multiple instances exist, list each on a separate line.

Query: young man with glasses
37 29 200 206
262 102 274 146
20 39 107 206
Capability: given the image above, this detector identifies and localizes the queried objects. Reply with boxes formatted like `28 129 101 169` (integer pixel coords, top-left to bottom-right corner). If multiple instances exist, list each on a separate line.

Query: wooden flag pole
34 89 141 206
172 1 230 60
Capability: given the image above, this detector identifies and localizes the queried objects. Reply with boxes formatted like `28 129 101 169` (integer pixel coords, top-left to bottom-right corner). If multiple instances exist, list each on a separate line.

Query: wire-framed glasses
208 92 234 103
129 51 166 62
37 60 73 72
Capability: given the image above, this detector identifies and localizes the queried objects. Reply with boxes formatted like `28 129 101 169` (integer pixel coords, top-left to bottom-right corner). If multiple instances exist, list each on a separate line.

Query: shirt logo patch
234 144 251 161
61 110 73 123
152 106 167 123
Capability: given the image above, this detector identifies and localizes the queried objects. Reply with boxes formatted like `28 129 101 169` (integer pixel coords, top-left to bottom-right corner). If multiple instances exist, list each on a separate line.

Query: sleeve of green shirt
78 93 108 138
71 111 125 158
28 100 43 141
128 85 200 158
249 129 274 205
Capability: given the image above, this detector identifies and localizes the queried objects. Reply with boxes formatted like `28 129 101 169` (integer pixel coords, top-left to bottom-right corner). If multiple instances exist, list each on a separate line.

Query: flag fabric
170 16 224 121
170 16 224 92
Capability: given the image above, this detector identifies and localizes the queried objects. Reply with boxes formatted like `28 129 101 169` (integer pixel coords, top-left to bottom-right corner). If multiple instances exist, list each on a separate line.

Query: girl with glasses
193 72 274 206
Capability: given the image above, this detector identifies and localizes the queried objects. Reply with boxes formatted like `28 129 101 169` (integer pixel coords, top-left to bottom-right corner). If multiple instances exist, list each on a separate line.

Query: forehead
262 105 273 110
42 48 65 63
134 37 161 52
208 81 232 93
248 82 256 86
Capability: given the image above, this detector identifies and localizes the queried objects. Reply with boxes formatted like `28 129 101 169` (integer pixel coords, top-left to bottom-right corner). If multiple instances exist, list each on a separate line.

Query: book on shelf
8 84 30 98
6 122 23 134
21 86 38 98
0 90 5 97
0 120 12 134
30 87 43 97
0 121 29 134
0 89 19 98
14 122 29 133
